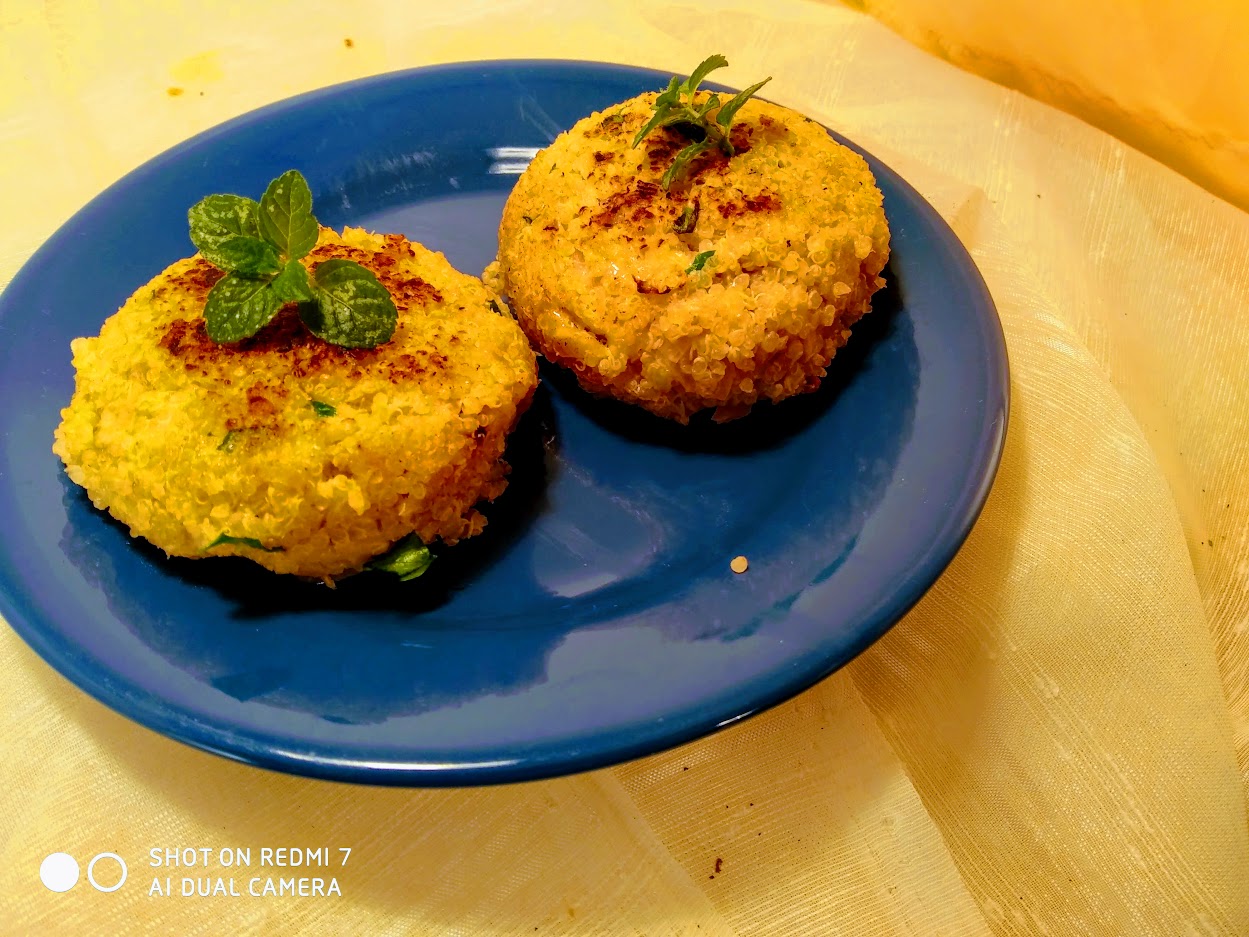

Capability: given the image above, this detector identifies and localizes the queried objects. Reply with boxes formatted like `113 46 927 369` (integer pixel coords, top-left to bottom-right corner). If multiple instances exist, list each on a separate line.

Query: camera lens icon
40 852 127 893
39 853 78 893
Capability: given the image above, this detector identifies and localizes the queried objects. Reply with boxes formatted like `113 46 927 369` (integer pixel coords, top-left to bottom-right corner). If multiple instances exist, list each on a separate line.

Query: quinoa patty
492 92 890 422
54 227 538 581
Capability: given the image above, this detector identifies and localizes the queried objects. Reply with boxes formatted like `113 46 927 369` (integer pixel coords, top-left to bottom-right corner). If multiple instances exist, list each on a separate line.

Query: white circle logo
39 853 80 892
87 853 128 893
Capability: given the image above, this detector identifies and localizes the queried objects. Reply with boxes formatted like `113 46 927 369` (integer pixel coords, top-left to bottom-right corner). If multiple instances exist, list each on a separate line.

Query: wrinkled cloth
842 0 1249 214
1 1 1246 934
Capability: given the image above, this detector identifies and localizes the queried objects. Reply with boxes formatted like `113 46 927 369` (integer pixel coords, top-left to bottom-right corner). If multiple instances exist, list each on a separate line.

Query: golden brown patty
53 227 538 581
491 92 890 422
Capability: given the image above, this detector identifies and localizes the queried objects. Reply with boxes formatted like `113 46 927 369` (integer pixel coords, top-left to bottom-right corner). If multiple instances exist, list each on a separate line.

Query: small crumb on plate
730 555 749 574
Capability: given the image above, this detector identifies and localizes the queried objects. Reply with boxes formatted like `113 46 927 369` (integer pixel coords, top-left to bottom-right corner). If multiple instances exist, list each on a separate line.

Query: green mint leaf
217 430 239 452
259 169 319 261
673 200 700 233
682 54 728 95
188 194 263 267
656 75 683 108
310 400 336 417
203 533 283 553
715 77 772 128
271 259 313 303
686 250 715 274
663 139 713 190
632 99 677 149
208 236 282 277
698 93 722 117
655 112 703 135
366 533 434 581
302 259 398 349
203 273 284 343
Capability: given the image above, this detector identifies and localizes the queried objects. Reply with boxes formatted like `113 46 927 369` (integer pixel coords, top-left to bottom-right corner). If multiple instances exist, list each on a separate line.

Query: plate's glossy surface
0 62 1007 786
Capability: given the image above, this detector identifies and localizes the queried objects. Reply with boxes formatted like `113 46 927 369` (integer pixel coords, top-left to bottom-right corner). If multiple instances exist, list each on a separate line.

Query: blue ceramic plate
0 62 1007 785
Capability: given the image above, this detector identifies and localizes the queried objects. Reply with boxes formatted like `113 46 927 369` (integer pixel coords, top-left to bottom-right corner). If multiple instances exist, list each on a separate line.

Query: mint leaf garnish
188 194 263 268
209 236 282 277
259 169 319 262
663 140 713 191
682 53 728 96
203 274 284 343
270 258 313 303
633 55 772 190
631 77 683 149
697 93 722 117
310 400 336 417
302 259 398 349
686 250 715 273
366 534 434 581
189 170 399 349
203 533 283 553
716 78 772 128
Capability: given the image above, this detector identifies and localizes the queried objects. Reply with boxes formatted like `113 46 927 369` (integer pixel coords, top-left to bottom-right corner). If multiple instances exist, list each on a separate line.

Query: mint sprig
632 54 771 190
188 170 398 348
366 534 434 581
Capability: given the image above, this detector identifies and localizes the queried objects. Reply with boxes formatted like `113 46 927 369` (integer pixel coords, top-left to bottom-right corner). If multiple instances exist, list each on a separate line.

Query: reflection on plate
0 61 1007 785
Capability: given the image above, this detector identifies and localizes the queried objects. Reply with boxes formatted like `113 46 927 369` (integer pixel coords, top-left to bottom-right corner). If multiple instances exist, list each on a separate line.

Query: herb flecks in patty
203 533 284 553
367 533 434 581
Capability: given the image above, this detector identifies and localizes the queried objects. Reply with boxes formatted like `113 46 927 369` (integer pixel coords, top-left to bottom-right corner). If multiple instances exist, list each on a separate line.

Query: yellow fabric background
1 1 1247 934
843 0 1249 214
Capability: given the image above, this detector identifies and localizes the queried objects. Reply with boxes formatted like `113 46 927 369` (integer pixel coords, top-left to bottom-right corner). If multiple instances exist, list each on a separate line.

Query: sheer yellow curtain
843 0 1249 802
843 0 1249 211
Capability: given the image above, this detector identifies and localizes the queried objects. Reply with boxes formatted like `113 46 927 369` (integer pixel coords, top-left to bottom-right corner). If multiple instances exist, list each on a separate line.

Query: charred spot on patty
590 179 669 228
